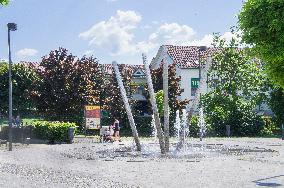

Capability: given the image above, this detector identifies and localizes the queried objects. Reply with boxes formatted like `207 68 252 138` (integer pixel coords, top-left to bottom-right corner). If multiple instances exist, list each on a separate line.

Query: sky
0 0 244 65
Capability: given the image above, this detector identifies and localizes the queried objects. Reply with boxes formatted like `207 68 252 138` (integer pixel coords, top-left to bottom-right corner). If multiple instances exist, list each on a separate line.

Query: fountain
181 109 189 152
174 110 181 141
198 107 206 141
151 114 157 141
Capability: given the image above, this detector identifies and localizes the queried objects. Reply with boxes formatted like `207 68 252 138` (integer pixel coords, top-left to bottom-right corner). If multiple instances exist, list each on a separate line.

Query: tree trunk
112 61 141 151
142 54 166 154
162 48 170 153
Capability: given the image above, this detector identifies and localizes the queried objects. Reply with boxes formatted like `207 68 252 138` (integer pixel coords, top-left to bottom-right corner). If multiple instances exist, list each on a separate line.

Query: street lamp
7 22 17 151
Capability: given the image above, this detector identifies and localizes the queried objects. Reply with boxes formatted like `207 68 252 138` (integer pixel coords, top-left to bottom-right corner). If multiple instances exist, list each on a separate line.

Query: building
150 45 217 101
150 45 272 115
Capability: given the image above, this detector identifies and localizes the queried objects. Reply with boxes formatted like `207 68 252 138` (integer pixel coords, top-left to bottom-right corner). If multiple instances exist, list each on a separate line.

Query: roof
100 64 145 76
153 45 220 69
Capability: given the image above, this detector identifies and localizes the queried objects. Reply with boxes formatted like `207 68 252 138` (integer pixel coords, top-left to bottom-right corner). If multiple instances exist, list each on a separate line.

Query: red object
86 109 100 118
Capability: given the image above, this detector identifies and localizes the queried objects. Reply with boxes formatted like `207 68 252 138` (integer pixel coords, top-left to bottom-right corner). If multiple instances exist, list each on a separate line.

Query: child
104 124 114 142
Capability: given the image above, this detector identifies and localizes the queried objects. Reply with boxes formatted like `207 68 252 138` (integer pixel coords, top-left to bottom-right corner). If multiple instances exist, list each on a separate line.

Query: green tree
0 0 9 5
155 90 164 117
0 62 38 116
239 0 284 88
202 33 268 136
269 87 284 128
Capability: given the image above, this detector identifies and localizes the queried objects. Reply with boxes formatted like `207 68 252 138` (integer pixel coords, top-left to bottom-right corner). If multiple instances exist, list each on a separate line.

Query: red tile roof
101 64 145 75
165 45 219 68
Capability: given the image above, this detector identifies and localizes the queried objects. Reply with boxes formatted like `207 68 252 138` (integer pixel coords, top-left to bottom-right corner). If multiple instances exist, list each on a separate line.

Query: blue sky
0 0 243 64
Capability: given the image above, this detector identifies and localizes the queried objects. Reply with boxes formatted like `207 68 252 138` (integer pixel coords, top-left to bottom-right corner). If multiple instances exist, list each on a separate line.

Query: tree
101 64 138 128
0 0 9 5
239 0 284 88
32 48 103 124
269 87 284 128
202 33 268 136
151 62 189 134
0 62 38 116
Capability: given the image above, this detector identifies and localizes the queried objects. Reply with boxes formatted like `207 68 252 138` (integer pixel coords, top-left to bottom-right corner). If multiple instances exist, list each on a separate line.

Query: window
137 86 144 95
191 78 199 96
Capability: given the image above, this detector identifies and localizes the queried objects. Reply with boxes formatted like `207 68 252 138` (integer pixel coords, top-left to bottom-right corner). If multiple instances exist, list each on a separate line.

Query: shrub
31 121 77 142
259 116 280 136
188 115 214 138
202 95 265 137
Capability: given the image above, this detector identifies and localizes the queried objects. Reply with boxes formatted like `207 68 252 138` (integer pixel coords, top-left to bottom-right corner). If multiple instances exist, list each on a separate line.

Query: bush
31 121 77 142
202 95 265 137
259 116 280 136
188 115 214 138
188 116 199 137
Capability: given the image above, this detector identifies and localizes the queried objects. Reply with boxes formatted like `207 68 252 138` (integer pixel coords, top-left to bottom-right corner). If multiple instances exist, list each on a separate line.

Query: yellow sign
85 106 100 110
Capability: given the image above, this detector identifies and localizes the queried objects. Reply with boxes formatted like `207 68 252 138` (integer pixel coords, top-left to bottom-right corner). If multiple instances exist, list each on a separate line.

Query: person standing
113 118 120 141
15 115 21 127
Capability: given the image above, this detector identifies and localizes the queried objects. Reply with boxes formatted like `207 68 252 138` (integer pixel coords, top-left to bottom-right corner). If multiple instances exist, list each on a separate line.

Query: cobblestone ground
0 137 283 188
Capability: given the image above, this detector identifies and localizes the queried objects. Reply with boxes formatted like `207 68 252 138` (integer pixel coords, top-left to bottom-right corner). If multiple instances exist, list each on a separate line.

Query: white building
150 45 216 101
150 45 272 114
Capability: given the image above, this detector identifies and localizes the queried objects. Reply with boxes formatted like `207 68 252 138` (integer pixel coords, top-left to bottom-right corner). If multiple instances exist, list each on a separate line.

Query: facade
150 45 217 101
151 45 272 115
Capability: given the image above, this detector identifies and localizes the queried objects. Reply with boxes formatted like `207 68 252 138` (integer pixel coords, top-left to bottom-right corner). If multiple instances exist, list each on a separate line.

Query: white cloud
79 10 142 55
189 34 214 46
149 23 196 45
79 10 240 62
136 41 158 53
83 50 95 56
16 48 38 57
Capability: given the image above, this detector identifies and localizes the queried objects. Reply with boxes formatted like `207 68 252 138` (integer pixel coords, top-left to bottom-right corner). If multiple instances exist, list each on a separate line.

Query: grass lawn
0 117 42 127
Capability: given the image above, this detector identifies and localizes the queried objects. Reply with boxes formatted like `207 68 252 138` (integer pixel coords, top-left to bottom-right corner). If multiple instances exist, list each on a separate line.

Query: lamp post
7 22 17 151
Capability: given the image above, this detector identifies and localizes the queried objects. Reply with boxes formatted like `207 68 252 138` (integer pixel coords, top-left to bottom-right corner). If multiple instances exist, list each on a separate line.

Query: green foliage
0 0 9 5
239 0 284 88
188 115 199 137
0 62 38 116
259 116 279 136
202 33 267 136
204 96 265 136
269 87 284 128
31 121 77 142
188 115 213 137
155 90 164 117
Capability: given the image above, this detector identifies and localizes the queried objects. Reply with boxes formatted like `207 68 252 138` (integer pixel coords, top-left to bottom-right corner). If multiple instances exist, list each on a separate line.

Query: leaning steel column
162 46 170 153
142 54 165 154
112 61 141 151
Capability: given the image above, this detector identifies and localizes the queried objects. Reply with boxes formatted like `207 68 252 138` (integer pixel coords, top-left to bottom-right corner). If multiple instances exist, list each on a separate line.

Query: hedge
31 121 77 142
